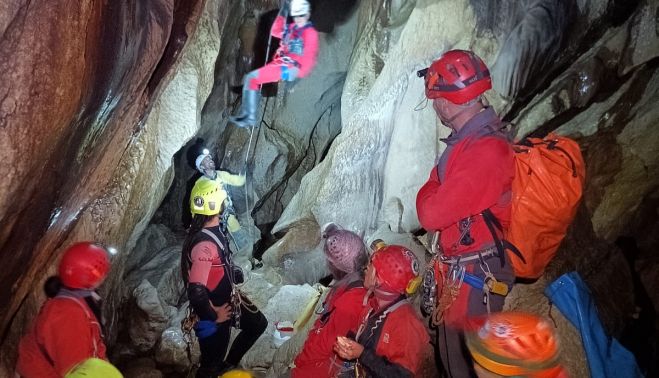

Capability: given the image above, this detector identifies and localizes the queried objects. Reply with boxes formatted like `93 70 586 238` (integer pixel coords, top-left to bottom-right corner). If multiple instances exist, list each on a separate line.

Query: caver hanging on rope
229 0 319 128
231 0 319 266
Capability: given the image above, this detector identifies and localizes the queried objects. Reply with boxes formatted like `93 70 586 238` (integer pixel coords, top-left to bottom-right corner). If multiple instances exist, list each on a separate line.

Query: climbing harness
237 1 311 258
199 228 258 329
423 231 510 326
220 193 245 253
238 1 287 250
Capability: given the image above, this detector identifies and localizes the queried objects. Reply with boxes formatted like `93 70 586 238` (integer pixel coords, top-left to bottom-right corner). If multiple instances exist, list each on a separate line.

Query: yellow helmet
65 358 123 377
220 369 254 378
190 177 226 216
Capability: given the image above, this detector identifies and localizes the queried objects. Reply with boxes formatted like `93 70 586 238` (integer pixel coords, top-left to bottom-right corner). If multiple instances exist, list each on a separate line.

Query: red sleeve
42 302 99 376
271 15 286 39
16 331 60 378
189 241 223 285
297 27 319 77
317 289 364 355
377 306 430 375
416 138 513 231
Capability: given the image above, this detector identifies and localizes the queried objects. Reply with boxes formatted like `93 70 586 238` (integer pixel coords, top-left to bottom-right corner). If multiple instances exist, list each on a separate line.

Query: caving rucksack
485 133 586 279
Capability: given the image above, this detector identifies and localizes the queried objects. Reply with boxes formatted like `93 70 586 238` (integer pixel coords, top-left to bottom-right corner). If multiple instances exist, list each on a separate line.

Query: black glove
187 283 217 321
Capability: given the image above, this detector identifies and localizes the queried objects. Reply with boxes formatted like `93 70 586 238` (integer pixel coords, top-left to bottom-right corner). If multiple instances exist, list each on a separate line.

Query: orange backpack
484 134 586 279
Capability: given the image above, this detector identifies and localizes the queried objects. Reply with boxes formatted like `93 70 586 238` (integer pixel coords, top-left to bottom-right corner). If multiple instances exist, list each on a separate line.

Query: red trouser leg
246 63 284 90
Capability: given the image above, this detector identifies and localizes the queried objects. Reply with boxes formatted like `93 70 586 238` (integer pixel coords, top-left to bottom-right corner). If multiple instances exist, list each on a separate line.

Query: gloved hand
278 0 290 16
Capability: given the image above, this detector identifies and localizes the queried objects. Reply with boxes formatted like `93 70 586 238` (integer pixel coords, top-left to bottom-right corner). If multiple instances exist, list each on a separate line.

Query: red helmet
424 50 492 104
59 242 111 289
466 312 564 378
371 245 420 295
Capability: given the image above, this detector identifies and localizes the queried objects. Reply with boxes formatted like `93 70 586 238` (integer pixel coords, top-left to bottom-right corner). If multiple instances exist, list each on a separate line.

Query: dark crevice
526 56 658 139
251 10 281 98
504 0 642 124
615 236 658 377
309 0 360 34
145 0 204 101
249 104 336 259
250 104 334 217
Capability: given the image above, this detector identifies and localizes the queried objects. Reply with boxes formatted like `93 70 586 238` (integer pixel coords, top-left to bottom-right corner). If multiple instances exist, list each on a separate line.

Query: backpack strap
201 228 232 271
200 228 244 290
36 295 101 367
482 209 526 267
56 296 101 357
201 228 225 252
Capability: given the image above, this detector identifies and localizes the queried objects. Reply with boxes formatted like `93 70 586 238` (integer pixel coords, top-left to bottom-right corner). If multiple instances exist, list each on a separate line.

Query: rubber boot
229 89 261 128
229 85 249 119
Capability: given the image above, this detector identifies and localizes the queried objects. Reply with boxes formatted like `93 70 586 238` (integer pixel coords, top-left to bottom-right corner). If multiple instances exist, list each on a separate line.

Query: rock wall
0 0 218 373
1 0 657 375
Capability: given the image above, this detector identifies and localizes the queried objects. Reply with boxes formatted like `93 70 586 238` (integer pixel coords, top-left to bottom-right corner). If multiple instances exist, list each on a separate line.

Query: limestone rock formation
0 0 221 372
129 280 171 353
1 0 657 375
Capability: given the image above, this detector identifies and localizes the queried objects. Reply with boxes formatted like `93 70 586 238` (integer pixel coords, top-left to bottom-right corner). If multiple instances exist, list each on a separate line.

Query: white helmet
290 0 310 17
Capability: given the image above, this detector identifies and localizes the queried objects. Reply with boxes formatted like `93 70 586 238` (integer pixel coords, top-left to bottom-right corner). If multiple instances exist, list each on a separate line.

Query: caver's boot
229 88 261 128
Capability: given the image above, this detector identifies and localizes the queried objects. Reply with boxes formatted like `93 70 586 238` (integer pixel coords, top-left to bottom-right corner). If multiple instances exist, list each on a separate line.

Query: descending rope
241 1 286 257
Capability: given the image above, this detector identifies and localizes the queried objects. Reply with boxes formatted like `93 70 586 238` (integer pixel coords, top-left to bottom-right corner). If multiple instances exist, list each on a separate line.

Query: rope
239 2 286 252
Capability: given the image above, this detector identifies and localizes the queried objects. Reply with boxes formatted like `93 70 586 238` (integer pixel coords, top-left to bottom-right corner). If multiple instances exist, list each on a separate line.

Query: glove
188 283 217 321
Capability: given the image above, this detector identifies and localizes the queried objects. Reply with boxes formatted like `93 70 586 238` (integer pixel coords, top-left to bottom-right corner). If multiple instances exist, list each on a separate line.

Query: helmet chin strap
362 286 400 306
363 287 373 306
439 98 485 129
439 104 475 129
373 286 400 301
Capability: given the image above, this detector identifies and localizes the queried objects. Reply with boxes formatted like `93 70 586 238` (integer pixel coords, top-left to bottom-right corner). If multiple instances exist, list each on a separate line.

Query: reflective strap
438 247 498 265
201 229 225 251
54 296 100 358
276 55 301 68
432 69 490 92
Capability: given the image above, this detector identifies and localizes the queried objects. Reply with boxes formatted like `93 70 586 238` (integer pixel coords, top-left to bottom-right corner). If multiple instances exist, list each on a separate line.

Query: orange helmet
466 312 565 378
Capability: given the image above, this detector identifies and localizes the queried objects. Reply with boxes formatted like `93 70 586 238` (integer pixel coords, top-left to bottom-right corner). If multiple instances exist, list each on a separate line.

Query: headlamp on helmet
421 50 492 104
59 242 112 289
190 179 226 216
